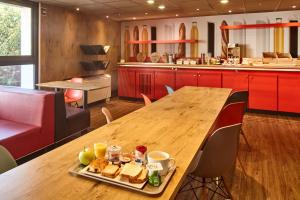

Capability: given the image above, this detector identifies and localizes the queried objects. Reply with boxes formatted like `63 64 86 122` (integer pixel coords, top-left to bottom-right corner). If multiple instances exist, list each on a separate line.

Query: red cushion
0 87 55 159
0 119 41 159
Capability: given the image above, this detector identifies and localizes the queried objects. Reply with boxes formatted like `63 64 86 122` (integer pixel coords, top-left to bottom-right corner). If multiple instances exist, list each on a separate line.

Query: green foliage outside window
0 3 22 86
0 3 21 56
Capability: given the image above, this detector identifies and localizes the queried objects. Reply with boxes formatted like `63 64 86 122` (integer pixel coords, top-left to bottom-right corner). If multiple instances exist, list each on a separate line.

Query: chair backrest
141 93 152 106
225 90 249 109
65 78 83 99
212 102 245 131
101 107 113 124
0 145 17 174
192 123 242 178
165 85 174 95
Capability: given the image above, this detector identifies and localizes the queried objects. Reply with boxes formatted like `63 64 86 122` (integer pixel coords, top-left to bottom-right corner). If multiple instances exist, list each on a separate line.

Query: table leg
83 91 88 109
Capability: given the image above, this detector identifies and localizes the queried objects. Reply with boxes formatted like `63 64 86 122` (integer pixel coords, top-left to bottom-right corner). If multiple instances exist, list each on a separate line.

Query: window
0 0 38 89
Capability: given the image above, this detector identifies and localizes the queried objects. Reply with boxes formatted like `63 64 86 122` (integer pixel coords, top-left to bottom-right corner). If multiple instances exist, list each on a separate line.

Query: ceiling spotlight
196 8 200 11
158 5 165 10
76 8 80 11
106 15 109 19
220 0 229 4
147 0 155 4
133 17 137 20
228 10 232 13
292 5 296 9
145 12 148 15
175 14 179 17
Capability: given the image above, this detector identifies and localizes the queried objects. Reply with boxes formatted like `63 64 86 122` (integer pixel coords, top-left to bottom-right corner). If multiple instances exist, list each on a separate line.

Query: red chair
212 102 247 176
64 78 83 106
213 102 245 131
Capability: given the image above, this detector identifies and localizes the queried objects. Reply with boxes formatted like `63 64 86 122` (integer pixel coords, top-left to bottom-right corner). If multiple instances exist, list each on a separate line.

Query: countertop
118 62 300 72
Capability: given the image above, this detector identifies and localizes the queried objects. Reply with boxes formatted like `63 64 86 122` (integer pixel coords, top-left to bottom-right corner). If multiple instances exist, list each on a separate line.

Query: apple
78 147 94 165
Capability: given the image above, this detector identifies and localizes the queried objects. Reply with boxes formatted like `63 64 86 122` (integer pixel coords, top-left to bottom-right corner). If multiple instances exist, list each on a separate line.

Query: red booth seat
0 87 55 159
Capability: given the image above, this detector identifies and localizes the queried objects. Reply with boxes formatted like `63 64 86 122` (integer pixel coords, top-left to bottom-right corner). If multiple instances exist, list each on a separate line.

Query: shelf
80 61 109 71
80 45 110 55
220 22 300 30
128 40 200 44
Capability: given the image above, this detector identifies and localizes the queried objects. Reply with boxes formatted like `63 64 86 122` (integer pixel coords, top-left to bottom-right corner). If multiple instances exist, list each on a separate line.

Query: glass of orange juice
94 143 107 158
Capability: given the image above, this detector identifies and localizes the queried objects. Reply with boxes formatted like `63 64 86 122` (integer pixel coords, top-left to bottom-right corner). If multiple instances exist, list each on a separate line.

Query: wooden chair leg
237 156 247 177
241 129 251 151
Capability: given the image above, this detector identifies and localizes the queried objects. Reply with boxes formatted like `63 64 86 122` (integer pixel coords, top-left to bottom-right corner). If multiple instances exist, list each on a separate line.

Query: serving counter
118 62 300 113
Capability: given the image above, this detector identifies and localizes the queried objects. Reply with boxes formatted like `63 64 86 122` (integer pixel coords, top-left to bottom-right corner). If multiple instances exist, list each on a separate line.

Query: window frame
0 0 39 85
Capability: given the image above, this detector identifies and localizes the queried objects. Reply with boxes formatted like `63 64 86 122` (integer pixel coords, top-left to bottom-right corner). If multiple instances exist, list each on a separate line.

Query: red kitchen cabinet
175 69 198 89
136 68 155 99
198 71 222 88
154 69 176 99
222 71 249 91
118 68 136 98
248 73 278 111
278 74 300 113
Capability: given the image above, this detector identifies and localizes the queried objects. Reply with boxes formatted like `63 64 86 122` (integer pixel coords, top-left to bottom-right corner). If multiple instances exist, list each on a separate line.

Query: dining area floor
91 98 300 200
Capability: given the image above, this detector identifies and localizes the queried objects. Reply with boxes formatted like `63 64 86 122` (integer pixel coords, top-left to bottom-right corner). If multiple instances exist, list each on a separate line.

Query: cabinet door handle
198 75 201 77
193 75 196 77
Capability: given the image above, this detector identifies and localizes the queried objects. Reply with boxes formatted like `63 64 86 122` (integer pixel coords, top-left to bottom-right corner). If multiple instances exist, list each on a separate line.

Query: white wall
121 10 300 59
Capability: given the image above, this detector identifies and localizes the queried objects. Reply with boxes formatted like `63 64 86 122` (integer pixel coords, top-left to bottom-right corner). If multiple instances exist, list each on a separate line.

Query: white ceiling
34 0 300 21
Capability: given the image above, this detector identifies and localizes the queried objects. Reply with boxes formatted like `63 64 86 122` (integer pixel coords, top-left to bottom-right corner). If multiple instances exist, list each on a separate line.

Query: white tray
69 163 176 196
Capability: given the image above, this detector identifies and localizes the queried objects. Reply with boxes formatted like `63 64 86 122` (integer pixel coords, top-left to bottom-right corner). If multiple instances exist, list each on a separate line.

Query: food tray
69 163 176 196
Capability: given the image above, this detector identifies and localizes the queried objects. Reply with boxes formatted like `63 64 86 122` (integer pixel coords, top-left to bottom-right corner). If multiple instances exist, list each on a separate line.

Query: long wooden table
0 86 231 200
36 80 110 109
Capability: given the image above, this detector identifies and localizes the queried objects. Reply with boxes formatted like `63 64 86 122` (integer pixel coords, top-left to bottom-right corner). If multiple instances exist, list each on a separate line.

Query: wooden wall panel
40 4 120 92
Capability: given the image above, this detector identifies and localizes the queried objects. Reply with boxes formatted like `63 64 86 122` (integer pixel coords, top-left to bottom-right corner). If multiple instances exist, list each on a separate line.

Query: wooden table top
36 80 110 91
0 86 231 200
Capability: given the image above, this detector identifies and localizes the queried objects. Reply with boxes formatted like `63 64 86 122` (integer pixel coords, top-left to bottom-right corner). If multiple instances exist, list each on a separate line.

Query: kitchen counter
118 62 300 72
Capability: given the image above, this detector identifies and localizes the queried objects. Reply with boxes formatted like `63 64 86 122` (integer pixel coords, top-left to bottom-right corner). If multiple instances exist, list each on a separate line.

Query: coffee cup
147 151 176 175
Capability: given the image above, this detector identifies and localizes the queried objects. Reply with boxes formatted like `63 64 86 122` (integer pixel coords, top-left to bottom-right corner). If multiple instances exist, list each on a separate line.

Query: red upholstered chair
64 78 83 106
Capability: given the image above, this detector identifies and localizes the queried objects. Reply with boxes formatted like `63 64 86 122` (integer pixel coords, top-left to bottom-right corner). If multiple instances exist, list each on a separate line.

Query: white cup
147 151 176 176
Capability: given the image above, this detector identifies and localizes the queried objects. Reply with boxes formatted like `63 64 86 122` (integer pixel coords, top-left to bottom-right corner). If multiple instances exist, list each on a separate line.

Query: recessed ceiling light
158 5 165 10
76 8 80 11
292 5 296 9
175 14 179 17
133 17 136 20
228 10 232 13
145 12 148 15
220 0 229 4
196 8 200 11
106 15 109 19
147 0 155 4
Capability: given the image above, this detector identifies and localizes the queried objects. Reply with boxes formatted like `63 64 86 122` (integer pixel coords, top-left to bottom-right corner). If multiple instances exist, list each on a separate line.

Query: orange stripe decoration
220 22 300 30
